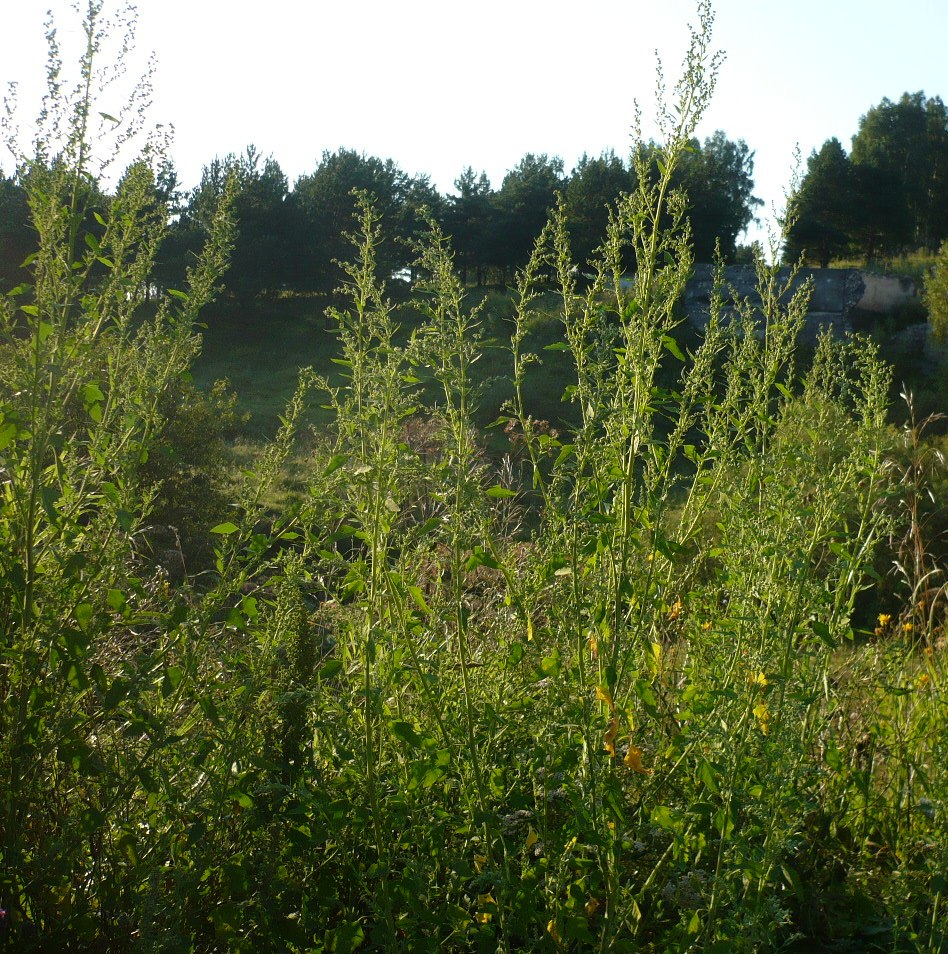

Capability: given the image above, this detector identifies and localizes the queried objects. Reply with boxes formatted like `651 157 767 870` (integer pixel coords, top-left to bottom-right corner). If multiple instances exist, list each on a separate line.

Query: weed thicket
2 3 948 952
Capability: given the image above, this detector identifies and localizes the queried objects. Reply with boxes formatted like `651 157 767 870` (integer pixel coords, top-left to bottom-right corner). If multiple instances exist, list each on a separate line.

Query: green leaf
414 517 441 537
465 546 500 571
107 589 126 613
486 485 517 499
99 481 121 505
0 422 18 450
651 804 679 831
323 453 348 476
540 649 561 678
325 921 364 953
633 678 658 715
231 790 254 809
390 720 423 750
698 758 719 794
408 585 430 614
662 334 685 361
167 288 189 301
211 521 239 535
543 341 568 351
161 665 184 698
318 659 343 680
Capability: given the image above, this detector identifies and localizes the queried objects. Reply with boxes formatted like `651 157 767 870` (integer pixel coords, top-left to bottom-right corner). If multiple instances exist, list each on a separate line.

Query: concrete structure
682 266 919 342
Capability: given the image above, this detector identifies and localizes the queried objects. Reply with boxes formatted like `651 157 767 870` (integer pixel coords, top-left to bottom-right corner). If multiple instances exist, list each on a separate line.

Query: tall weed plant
1 2 947 952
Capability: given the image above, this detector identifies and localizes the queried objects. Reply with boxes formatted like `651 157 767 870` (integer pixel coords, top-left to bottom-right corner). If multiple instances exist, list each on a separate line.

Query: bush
926 240 948 341
142 377 250 575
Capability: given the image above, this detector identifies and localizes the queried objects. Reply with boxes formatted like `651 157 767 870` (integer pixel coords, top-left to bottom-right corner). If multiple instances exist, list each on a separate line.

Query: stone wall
682 266 919 341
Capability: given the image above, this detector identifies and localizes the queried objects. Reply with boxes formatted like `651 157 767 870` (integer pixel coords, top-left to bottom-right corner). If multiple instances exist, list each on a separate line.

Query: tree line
786 91 948 266
0 134 760 306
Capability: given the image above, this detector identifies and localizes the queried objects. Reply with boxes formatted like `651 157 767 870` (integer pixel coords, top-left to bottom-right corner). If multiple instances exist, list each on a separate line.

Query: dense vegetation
785 93 948 267
2 4 948 952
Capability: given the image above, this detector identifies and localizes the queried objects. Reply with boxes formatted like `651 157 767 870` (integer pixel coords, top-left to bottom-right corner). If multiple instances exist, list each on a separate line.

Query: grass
192 288 581 444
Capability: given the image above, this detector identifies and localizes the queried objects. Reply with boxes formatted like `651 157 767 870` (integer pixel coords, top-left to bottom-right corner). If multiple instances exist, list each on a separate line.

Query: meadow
2 4 948 952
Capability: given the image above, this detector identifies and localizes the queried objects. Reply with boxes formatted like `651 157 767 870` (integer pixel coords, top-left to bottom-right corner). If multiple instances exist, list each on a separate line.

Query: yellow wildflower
753 701 770 735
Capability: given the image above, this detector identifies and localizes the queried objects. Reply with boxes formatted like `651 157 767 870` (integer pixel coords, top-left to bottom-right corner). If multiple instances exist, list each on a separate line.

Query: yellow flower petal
753 701 770 735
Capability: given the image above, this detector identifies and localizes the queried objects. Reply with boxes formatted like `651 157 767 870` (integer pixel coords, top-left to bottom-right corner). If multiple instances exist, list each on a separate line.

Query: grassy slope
191 290 580 445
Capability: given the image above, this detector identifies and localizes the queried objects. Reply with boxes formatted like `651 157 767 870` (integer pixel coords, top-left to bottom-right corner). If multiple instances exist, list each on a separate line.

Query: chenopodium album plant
281 6 900 952
0 4 249 946
3 1 948 952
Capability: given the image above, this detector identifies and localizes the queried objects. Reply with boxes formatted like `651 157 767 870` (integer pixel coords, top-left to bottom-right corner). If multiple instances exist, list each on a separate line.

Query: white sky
5 0 948 245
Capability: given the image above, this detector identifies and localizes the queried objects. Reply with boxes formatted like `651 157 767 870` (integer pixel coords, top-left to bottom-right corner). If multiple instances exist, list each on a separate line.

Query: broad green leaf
210 521 239 535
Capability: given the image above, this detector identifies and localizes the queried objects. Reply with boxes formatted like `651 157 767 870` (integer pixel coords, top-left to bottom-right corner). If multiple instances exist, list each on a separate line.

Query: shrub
926 239 948 341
